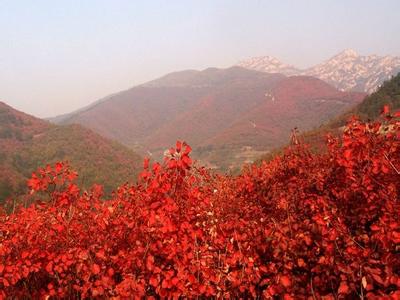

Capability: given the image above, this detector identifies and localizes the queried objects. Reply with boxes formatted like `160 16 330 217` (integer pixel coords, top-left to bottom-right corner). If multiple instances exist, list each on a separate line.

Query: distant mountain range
0 102 142 202
52 67 365 170
237 49 400 93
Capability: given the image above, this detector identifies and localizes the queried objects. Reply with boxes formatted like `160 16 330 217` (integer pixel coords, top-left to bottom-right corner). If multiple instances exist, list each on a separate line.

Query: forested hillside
0 102 142 203
357 73 400 119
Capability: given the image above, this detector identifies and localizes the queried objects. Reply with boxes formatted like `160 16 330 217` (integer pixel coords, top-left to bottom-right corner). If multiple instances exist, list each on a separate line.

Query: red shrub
0 115 399 298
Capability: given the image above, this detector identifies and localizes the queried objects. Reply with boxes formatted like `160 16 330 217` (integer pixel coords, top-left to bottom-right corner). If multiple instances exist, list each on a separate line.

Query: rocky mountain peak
336 48 359 58
236 49 400 93
237 56 300 76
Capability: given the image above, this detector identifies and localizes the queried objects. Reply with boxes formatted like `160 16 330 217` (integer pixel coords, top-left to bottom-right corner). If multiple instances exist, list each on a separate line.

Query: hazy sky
1 0 400 118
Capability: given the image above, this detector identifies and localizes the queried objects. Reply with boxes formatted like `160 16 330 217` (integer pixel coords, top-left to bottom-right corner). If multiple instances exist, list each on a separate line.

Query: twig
142 241 150 261
286 203 293 238
333 222 365 250
384 153 400 175
195 235 200 282
334 239 343 257
330 279 338 300
310 276 316 300
360 266 365 300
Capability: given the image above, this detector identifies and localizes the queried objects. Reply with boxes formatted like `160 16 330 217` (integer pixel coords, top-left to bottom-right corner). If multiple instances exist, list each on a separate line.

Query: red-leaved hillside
0 102 142 202
53 67 365 170
0 110 399 298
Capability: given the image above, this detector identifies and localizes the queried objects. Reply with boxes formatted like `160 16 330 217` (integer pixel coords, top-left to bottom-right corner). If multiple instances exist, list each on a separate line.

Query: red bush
0 114 399 298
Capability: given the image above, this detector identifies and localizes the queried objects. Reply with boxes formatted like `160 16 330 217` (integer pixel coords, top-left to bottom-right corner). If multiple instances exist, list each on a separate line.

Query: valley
51 64 366 171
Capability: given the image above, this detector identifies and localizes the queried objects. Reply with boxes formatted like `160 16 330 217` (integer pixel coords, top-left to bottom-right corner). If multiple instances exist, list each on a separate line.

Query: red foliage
0 115 399 298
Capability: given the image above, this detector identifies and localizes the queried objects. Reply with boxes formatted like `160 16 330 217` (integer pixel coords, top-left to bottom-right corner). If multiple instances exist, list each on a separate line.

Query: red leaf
96 250 106 260
199 284 207 293
21 251 29 259
107 268 115 277
146 255 154 271
297 258 306 267
338 281 350 294
55 162 63 173
171 277 179 286
143 157 150 169
182 155 192 167
280 275 291 288
304 236 312 246
183 143 192 155
54 224 64 233
176 141 182 153
371 273 385 285
45 262 53 273
382 105 390 115
149 276 159 287
370 224 380 231
92 263 101 275
343 149 352 160
27 174 41 191
3 278 9 287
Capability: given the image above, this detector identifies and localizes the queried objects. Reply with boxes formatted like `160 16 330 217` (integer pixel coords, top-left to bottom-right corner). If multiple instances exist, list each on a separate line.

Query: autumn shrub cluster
0 112 399 299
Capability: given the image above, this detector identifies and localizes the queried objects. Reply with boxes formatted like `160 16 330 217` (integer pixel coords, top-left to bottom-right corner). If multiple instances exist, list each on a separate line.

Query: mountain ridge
237 49 400 93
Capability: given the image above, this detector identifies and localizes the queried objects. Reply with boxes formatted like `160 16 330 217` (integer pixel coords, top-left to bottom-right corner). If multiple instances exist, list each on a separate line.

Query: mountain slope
302 71 400 153
0 102 142 202
237 49 400 93
257 72 400 163
205 76 363 147
356 72 400 119
314 72 400 135
54 67 285 152
53 67 364 170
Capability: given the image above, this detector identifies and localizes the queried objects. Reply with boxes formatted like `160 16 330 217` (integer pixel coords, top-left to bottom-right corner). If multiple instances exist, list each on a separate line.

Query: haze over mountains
238 49 400 93
52 64 365 170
